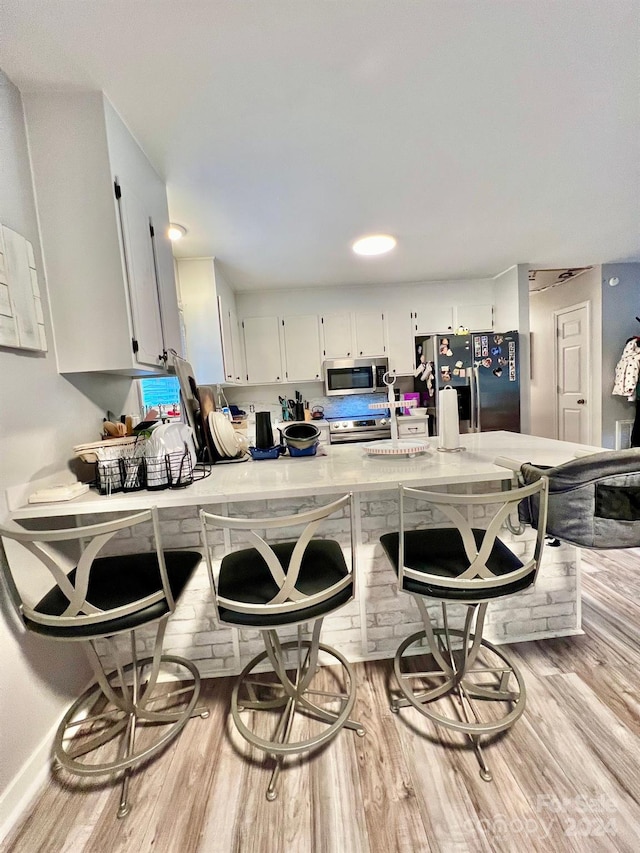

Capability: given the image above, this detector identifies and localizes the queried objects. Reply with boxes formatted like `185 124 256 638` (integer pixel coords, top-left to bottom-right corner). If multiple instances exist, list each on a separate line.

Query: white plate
207 412 226 457
151 422 197 465
209 412 239 458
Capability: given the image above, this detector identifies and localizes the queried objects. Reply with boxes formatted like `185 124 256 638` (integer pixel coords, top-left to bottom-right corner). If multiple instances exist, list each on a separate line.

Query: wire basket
94 436 205 494
96 459 124 495
145 447 194 490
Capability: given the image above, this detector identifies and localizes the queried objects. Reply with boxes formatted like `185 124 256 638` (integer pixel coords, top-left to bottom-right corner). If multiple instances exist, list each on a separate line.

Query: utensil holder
120 457 146 492
96 459 124 495
145 448 194 490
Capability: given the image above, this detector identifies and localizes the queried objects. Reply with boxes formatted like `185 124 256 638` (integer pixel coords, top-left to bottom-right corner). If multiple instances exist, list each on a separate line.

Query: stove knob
379 418 387 426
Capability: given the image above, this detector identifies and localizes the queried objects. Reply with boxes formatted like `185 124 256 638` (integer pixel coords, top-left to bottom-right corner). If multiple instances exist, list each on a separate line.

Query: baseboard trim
0 718 57 845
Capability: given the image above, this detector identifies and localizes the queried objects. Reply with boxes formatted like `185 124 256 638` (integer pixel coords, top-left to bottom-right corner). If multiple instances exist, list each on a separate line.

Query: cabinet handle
276 376 280 381
347 351 351 357
359 350 363 355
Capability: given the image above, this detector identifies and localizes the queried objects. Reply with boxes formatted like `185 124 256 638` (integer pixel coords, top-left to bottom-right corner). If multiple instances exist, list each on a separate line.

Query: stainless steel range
327 414 391 444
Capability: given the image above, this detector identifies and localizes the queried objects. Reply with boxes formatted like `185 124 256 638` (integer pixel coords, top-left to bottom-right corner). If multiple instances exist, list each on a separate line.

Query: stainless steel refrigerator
414 331 520 433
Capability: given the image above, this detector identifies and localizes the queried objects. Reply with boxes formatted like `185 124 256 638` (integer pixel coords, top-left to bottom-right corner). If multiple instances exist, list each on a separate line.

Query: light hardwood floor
3 547 640 853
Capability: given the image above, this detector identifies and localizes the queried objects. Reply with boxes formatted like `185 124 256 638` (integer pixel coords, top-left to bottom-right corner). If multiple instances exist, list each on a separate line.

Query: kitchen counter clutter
9 431 600 518
6 432 601 679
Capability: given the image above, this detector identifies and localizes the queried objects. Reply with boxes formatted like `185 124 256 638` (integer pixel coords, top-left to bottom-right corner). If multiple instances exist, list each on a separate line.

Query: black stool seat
26 550 202 638
380 529 531 601
218 539 352 626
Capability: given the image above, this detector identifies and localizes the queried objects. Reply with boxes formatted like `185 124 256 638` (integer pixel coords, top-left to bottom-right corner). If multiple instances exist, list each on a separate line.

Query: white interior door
555 303 590 443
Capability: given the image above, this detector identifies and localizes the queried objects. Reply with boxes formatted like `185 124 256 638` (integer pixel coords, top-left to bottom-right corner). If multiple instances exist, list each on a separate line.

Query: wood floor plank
506 665 640 852
352 661 433 853
7 544 640 853
135 679 230 853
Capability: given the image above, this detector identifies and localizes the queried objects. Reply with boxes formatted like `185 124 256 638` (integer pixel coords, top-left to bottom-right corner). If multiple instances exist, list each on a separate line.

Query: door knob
577 399 586 404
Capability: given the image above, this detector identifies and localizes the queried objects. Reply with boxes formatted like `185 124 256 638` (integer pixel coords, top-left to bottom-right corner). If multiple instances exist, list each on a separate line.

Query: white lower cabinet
398 416 428 438
242 316 283 383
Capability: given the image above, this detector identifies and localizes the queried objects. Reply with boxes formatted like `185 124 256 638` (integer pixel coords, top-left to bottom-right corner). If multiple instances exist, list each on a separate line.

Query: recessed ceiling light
168 223 187 241
352 234 397 256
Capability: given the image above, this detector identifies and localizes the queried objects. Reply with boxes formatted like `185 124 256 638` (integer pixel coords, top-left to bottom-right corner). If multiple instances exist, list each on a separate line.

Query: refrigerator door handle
472 365 481 432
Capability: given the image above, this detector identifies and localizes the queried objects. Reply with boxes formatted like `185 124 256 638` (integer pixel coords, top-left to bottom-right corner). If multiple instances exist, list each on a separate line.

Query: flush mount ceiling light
352 234 397 257
168 223 187 241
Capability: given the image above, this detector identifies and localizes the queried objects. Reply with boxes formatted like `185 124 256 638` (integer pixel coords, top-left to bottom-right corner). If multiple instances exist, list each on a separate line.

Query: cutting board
197 385 216 419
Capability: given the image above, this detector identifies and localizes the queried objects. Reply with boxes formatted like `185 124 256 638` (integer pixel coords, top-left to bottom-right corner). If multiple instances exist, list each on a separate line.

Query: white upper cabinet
23 91 181 375
321 313 354 358
415 303 453 335
242 316 283 383
453 303 494 331
177 258 243 385
321 311 386 359
116 183 165 367
387 310 419 375
282 315 322 382
353 311 386 357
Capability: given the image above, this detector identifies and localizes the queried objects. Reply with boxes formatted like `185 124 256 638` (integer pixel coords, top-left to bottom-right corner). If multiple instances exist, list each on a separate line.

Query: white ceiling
1 1 639 292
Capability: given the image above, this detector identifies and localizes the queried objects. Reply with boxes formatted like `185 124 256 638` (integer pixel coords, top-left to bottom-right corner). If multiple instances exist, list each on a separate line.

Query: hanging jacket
613 339 640 400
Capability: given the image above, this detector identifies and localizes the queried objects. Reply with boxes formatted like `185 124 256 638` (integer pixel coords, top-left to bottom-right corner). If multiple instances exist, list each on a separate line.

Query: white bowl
409 407 428 417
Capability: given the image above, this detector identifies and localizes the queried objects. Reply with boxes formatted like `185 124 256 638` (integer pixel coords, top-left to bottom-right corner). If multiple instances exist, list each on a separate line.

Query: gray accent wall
601 263 640 449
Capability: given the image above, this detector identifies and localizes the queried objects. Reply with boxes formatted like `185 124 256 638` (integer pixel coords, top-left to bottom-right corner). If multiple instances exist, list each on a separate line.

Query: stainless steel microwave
323 357 389 396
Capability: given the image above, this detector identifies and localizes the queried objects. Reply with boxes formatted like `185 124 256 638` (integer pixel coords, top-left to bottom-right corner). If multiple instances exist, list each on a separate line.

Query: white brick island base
96 487 580 680
10 432 589 679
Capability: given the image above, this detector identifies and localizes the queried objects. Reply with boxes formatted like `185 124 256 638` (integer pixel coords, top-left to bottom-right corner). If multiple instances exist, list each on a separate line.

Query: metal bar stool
0 507 207 818
380 478 548 781
200 493 365 801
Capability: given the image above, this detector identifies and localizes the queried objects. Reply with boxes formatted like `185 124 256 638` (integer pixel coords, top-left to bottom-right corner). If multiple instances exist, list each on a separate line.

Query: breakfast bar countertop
9 431 603 519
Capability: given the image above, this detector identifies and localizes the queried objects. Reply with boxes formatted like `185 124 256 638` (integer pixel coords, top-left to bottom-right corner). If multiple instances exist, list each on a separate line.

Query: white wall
529 266 602 444
236 276 496 319
0 70 133 835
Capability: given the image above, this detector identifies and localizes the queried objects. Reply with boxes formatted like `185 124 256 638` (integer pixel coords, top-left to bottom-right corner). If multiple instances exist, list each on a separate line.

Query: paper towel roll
439 386 460 449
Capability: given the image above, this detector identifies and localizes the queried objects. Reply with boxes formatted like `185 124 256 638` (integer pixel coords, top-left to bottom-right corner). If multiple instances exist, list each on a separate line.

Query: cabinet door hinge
114 181 122 200
132 338 139 354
